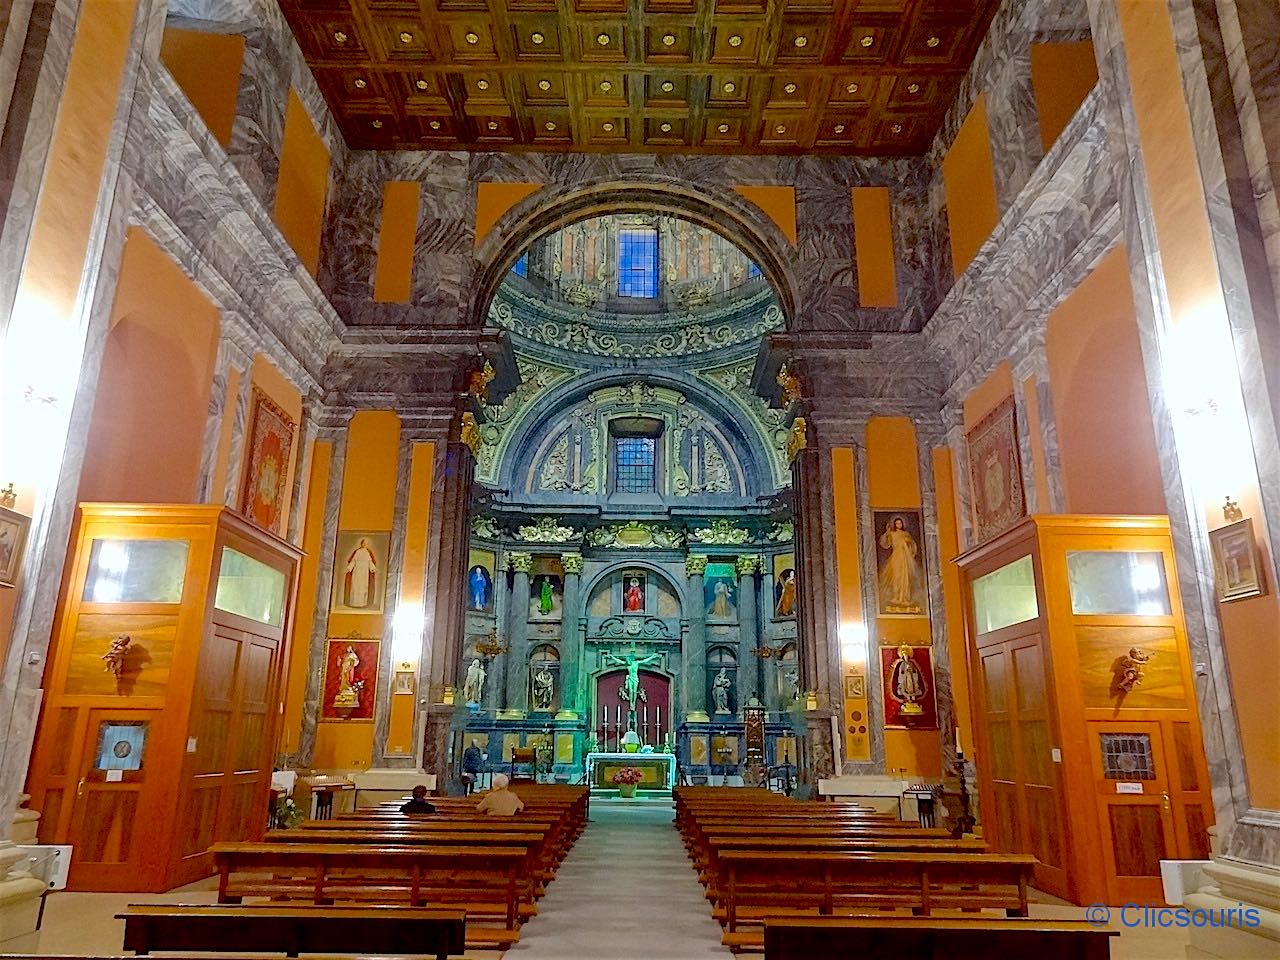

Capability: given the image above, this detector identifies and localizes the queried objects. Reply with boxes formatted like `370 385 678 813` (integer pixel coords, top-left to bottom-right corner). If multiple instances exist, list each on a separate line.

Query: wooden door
977 632 1072 900
66 708 160 890
594 669 670 749
1089 720 1178 904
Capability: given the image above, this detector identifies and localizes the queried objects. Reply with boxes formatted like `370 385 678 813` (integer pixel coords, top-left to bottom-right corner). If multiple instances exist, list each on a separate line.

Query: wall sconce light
390 602 425 664
839 621 868 666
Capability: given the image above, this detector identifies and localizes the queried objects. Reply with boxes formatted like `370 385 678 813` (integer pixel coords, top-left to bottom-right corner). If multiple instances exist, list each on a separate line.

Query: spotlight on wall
839 621 868 666
391 602 425 664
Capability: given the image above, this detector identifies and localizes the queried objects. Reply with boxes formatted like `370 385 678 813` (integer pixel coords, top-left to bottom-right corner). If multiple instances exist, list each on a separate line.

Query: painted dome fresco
489 213 783 360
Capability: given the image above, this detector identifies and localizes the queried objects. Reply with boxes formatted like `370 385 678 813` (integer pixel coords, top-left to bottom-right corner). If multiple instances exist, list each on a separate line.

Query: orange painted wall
78 228 220 504
942 93 1000 278
274 89 329 276
281 440 331 757
963 360 1013 432
385 441 435 756
373 181 420 303
852 187 898 307
474 182 542 248
1029 41 1100 153
158 28 244 147
932 448 973 759
312 411 401 770
732 185 798 246
1114 0 1280 811
866 417 942 778
1046 246 1166 515
830 446 870 763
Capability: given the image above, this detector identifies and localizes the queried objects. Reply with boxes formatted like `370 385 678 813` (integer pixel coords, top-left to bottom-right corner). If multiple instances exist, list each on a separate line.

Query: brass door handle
1162 792 1171 810
76 778 86 798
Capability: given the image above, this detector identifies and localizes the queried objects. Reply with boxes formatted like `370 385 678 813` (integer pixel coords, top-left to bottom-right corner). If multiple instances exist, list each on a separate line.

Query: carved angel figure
102 634 131 679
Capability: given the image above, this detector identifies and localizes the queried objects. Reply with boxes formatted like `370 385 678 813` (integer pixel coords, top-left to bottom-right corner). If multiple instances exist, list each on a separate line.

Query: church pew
715 849 1036 936
116 904 466 959
697 836 988 897
761 917 1115 960
334 812 576 863
210 841 531 940
686 823 952 873
680 813 931 857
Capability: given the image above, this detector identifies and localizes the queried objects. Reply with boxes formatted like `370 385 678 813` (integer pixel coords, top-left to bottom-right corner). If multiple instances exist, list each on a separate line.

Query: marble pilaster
558 553 583 718
505 552 532 716
684 555 708 720
735 555 761 708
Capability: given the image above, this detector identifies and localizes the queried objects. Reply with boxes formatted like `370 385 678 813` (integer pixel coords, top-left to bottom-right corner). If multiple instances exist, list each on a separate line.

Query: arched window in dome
618 226 658 298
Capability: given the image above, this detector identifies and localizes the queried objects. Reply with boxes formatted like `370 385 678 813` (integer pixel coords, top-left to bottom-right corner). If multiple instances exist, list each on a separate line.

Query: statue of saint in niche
468 565 492 611
463 658 486 705
624 576 645 613
712 668 733 715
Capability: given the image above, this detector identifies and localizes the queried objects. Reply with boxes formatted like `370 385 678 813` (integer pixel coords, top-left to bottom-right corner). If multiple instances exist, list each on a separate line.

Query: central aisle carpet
507 799 731 959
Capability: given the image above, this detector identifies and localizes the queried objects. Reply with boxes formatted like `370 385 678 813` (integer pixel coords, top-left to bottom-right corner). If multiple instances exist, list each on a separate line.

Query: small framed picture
1209 518 1267 602
844 674 865 700
393 670 415 695
0 506 31 589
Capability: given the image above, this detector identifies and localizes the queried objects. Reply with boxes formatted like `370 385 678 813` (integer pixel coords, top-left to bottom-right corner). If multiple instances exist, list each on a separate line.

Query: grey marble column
760 567 779 711
505 552 532 716
736 555 761 709
684 555 709 720
558 553 583 718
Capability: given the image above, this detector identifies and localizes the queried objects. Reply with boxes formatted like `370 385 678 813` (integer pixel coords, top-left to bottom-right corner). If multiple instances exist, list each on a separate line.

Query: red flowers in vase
611 766 644 786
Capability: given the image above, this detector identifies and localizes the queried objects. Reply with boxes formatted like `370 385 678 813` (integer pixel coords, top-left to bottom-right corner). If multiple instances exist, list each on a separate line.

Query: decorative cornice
515 516 582 544
689 518 753 545
587 521 685 550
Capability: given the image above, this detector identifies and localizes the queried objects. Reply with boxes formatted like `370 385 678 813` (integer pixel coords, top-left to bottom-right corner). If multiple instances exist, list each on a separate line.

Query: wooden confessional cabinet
956 516 1213 906
26 504 301 892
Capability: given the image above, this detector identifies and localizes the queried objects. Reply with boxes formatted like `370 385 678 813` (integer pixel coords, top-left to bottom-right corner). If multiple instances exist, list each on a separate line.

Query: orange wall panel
852 187 898 307
1046 246 1166 515
942 93 1000 278
158 27 244 147
474 182 542 248
732 185 798 246
79 228 220 504
1029 41 1100 153
274 89 329 276
373 181 420 303
281 439 332 757
962 360 1013 432
830 446 870 763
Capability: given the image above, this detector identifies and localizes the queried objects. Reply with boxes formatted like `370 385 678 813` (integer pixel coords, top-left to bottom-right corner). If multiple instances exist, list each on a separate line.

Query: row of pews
5 783 588 960
675 786 1116 959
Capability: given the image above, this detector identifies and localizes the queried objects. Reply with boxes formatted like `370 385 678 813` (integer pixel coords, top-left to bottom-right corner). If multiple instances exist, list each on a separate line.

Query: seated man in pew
477 774 525 816
400 785 436 814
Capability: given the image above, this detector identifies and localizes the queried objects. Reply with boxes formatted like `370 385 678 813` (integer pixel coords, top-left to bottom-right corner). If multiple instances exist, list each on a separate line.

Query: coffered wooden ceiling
280 0 1000 155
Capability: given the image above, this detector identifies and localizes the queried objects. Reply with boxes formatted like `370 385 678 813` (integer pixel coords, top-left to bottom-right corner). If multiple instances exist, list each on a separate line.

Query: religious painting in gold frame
321 636 379 721
331 531 390 614
1208 518 1266 602
880 644 938 729
0 505 30 588
965 394 1026 543
872 509 928 617
239 388 296 535
772 552 797 619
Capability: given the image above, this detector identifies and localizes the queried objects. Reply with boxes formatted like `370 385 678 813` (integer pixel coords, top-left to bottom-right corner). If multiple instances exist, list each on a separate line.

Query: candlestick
955 726 962 755
656 705 661 740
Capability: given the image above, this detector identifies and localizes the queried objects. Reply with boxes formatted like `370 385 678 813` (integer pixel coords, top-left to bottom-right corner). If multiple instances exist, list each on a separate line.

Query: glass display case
26 504 301 892
955 515 1212 906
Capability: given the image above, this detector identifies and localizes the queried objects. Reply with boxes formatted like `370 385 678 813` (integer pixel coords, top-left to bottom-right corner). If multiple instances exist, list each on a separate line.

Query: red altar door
594 670 670 750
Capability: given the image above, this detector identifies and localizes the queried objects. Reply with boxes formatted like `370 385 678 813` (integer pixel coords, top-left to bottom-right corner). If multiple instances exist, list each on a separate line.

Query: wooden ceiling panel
279 0 999 154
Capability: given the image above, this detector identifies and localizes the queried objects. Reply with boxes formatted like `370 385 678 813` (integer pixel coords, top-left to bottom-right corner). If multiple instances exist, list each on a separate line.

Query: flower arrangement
274 795 304 829
611 766 644 786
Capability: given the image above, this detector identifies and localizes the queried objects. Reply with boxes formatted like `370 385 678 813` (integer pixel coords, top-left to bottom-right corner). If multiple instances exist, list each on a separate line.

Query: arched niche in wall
585 564 683 625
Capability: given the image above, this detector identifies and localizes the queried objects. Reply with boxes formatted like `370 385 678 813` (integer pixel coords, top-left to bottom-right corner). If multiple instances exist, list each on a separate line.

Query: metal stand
951 752 977 838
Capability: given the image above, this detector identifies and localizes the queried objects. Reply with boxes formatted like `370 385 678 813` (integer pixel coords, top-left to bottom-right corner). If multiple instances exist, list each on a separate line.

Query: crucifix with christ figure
602 645 662 730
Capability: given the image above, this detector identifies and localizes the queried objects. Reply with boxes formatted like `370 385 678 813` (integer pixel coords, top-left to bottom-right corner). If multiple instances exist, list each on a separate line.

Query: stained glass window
512 252 529 277
618 228 659 298
615 437 656 493
1100 733 1156 780
747 260 762 279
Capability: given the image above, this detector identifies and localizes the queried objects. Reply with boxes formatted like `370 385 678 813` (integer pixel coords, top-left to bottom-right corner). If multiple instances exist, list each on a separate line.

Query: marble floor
4 801 1219 959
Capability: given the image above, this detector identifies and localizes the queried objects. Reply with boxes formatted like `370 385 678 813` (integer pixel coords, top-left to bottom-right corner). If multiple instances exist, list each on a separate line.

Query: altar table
587 752 676 790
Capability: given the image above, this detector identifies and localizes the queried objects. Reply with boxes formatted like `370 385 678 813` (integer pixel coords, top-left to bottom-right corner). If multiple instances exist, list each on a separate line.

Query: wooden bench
717 849 1037 935
116 904 466 959
211 841 529 943
762 917 1116 960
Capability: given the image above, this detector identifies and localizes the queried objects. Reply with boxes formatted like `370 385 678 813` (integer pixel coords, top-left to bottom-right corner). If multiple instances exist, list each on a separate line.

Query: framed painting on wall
321 636 379 721
965 395 1026 544
772 553 797 619
880 644 938 729
704 562 737 621
872 509 928 617
1208 518 1267 602
0 505 30 588
529 556 564 621
331 532 390 614
239 388 296 535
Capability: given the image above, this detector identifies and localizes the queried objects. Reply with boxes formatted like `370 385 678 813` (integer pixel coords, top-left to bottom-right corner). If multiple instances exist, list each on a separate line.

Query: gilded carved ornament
689 518 753 545
787 417 808 462
735 555 761 576
561 553 585 575
777 363 802 408
685 554 710 576
508 551 534 573
459 411 481 456
468 361 496 403
515 516 582 543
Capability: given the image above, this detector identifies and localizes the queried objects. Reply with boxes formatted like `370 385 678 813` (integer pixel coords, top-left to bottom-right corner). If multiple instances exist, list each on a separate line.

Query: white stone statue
532 667 555 710
463 658 486 704
712 667 732 715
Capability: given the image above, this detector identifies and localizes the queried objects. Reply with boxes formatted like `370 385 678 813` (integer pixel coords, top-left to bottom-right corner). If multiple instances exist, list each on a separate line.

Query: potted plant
611 766 644 798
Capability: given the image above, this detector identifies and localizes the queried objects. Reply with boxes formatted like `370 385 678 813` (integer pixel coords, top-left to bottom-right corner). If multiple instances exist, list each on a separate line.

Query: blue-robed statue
468 564 492 611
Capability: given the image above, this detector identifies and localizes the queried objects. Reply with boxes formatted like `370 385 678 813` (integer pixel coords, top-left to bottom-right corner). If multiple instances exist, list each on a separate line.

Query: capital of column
561 553 584 575
736 554 761 576
508 551 533 573
685 554 709 576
